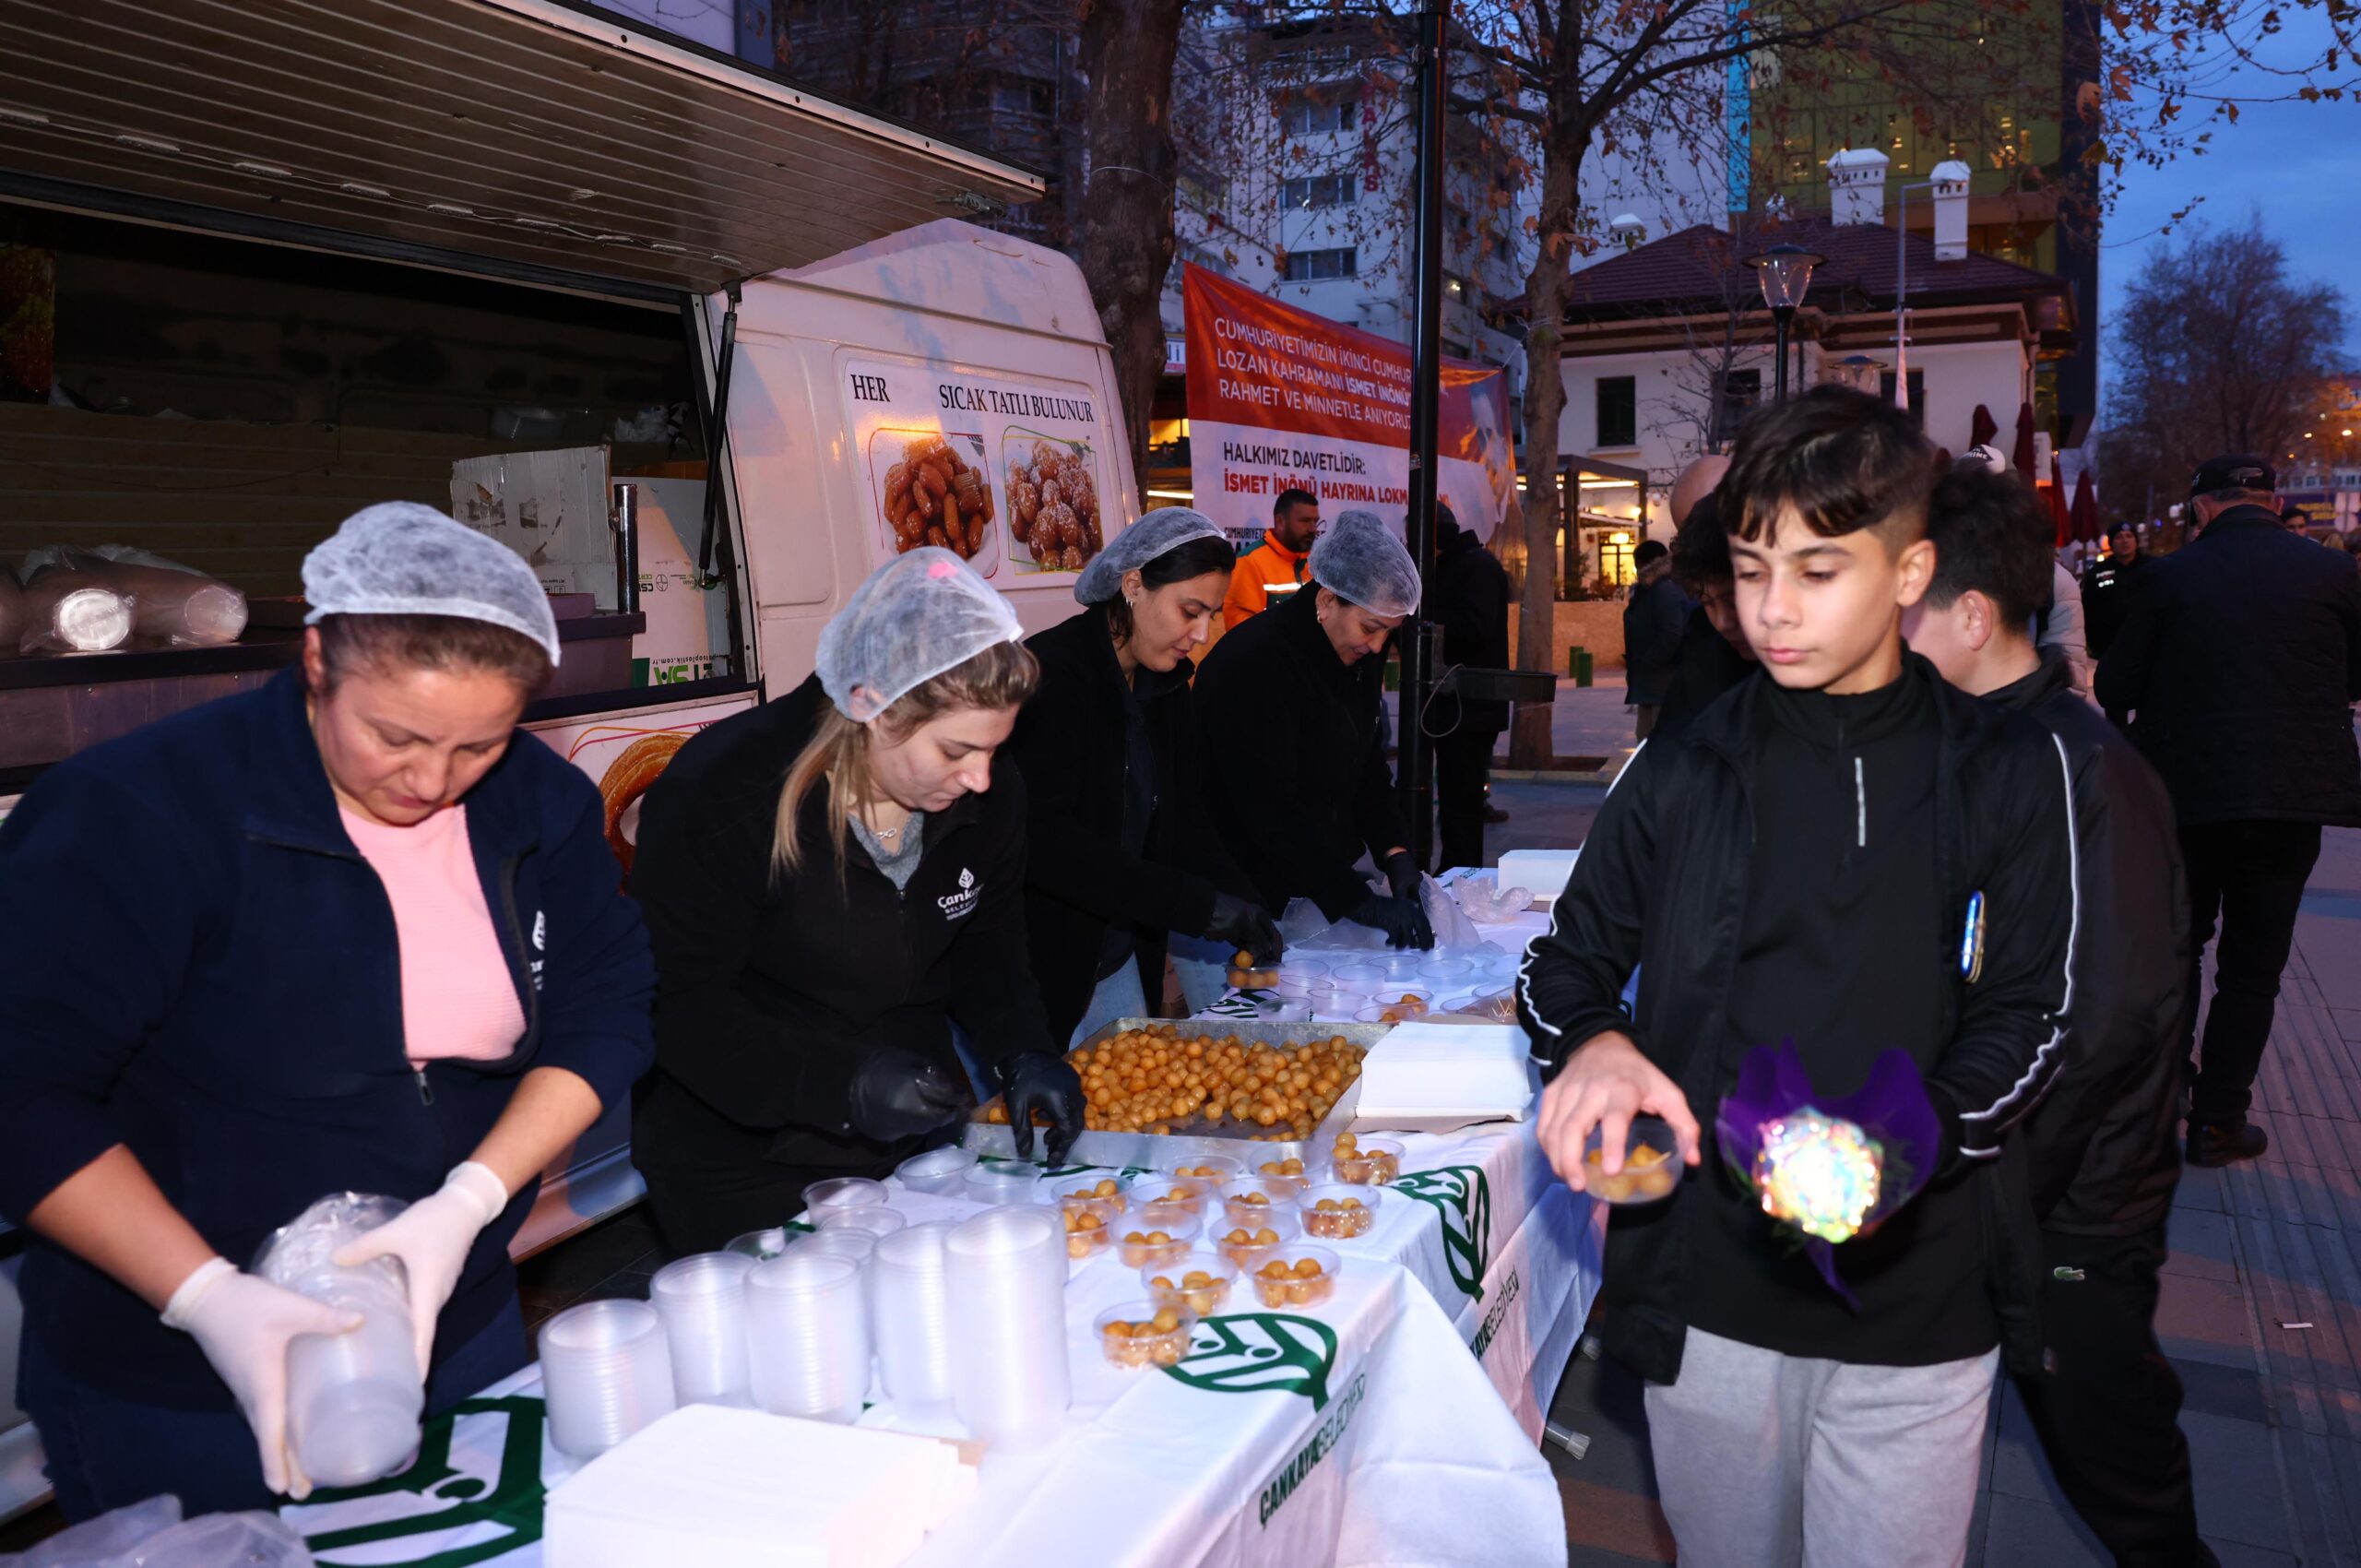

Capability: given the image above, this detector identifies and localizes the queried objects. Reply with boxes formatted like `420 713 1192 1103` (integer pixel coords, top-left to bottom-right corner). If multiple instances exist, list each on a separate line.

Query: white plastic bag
254 1193 423 1490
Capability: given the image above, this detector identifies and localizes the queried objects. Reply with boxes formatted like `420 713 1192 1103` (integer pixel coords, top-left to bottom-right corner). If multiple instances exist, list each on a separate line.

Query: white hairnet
1311 509 1421 616
1073 506 1229 604
303 502 563 666
817 547 1024 723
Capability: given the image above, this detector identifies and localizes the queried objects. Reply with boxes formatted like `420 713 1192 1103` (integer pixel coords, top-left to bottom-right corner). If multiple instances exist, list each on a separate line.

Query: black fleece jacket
1519 653 2077 1383
629 674 1054 1178
1011 603 1256 1042
1992 647 2192 1235
1192 584 1412 921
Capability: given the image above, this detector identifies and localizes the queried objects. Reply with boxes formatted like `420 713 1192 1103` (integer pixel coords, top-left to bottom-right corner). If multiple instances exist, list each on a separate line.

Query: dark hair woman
1009 508 1281 1048
629 549 1084 1255
0 503 657 1518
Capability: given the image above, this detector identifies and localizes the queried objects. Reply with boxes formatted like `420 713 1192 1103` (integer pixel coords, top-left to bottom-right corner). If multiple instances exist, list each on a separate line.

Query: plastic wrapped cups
871 1221 958 1415
743 1251 871 1424
649 1253 754 1407
540 1300 677 1458
944 1206 1071 1448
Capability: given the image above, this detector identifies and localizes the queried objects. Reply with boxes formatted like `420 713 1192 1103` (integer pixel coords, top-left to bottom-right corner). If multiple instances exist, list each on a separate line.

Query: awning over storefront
0 0 1043 298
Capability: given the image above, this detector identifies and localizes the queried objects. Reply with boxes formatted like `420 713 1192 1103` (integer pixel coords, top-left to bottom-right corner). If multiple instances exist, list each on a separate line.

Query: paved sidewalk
1525 823 2361 1566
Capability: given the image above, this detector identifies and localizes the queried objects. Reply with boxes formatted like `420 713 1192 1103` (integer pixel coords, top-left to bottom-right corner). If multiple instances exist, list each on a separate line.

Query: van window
0 206 741 719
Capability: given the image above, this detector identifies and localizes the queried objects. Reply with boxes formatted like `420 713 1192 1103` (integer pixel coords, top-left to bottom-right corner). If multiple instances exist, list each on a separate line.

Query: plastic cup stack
870 1220 958 1415
540 1300 677 1459
742 1250 871 1424
649 1253 755 1407
816 1206 908 1240
944 1206 1071 1449
802 1228 881 1269
258 1194 423 1490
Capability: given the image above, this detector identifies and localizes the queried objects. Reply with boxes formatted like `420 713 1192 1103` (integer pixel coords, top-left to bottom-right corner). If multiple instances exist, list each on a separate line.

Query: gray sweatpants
1644 1326 1999 1568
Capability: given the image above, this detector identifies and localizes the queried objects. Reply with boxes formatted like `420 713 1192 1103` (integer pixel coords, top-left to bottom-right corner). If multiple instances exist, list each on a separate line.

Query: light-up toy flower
1716 1042 1939 1304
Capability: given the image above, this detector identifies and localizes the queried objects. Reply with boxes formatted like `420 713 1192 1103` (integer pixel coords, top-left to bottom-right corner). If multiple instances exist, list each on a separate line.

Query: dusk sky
2102 10 2361 387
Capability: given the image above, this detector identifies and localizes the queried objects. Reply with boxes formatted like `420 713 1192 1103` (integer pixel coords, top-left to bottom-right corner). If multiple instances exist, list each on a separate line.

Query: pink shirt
340 803 526 1069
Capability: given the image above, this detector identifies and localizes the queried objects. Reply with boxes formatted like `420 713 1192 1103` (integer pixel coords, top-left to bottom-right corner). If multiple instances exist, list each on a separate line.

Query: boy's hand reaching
1537 1031 1703 1193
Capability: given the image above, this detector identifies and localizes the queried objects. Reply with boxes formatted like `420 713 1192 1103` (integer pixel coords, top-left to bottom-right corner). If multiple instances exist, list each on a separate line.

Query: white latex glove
162 1256 362 1500
333 1161 508 1379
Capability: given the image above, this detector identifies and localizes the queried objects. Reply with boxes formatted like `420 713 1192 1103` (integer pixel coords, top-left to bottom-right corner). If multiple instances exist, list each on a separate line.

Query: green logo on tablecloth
300 1396 545 1567
1163 1313 1340 1410
1394 1165 1493 1299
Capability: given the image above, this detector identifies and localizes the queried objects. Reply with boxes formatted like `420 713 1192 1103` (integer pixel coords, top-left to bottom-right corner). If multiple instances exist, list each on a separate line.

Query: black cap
1634 539 1669 567
2189 455 2275 498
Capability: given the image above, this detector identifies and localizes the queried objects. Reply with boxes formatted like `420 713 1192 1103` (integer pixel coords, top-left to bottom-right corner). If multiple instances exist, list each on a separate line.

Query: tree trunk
1508 132 1584 769
1074 0 1187 510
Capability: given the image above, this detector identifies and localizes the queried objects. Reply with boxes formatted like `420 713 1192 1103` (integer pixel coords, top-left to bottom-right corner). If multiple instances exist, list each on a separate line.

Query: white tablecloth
279 1120 1602 1568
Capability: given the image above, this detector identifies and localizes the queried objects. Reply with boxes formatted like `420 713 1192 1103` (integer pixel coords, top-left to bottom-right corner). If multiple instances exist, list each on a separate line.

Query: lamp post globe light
1746 243 1824 402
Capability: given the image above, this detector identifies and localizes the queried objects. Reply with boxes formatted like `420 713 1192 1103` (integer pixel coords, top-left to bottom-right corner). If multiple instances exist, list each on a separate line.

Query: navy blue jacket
0 667 655 1410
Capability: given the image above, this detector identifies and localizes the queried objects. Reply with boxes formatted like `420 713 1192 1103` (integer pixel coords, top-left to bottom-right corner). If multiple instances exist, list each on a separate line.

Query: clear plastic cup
1417 957 1476 986
816 1206 908 1239
1240 1156 1311 1194
1210 1208 1299 1271
1052 1174 1132 1216
945 1206 1070 1447
649 1253 754 1406
1158 1153 1244 1189
1244 1244 1341 1310
965 1161 1044 1205
1581 1114 1683 1206
801 1229 880 1267
1095 1300 1198 1370
724 1227 796 1262
1379 948 1427 980
1298 1182 1383 1240
1127 1174 1216 1229
803 1177 888 1212
1224 1179 1301 1227
283 1265 421 1487
743 1251 870 1424
1115 1214 1202 1269
1329 963 1386 997
540 1300 677 1458
1059 1201 1115 1261
1264 1000 1311 1023
1139 1250 1240 1316
1275 959 1331 985
896 1146 979 1195
871 1221 958 1413
1326 1135 1406 1186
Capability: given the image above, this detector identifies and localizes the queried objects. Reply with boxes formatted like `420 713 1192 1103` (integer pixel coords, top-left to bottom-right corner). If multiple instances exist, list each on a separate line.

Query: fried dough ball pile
1007 439 1102 571
1056 1027 1368 1138
883 434 992 559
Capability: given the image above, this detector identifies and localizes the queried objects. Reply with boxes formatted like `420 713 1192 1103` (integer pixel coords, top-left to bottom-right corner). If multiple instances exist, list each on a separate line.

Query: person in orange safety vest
1222 488 1321 629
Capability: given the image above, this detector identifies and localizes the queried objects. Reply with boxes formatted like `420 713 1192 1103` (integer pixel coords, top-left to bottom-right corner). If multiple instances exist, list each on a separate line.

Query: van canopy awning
0 0 1044 297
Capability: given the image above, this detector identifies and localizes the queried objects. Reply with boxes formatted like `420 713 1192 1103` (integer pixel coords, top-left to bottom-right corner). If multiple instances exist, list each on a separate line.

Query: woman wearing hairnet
1010 508 1284 1045
629 549 1083 1253
0 505 656 1518
1192 510 1433 949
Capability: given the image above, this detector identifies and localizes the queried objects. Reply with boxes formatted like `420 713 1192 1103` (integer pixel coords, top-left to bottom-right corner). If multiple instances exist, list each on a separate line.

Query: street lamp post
1747 243 1824 402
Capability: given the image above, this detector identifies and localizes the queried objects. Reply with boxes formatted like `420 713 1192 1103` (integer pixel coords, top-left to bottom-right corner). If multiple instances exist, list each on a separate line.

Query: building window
1596 375 1637 447
1283 247 1358 282
1878 370 1928 429
1281 173 1357 209
1280 97 1358 136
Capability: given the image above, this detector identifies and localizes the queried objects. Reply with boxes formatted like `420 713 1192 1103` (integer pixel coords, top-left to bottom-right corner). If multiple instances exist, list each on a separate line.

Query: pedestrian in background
1654 491 1757 741
2082 522 2145 661
2097 455 2361 1166
1908 466 2213 1568
1426 503 1511 870
1622 539 1690 741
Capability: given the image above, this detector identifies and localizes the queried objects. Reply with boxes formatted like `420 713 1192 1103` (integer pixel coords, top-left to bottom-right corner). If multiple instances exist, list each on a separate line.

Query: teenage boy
1906 463 2212 1567
1520 386 2076 1568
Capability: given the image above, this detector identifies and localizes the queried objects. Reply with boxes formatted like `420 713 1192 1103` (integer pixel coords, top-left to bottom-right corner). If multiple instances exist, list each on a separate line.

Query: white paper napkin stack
1351 1022 1537 1133
546 1402 978 1568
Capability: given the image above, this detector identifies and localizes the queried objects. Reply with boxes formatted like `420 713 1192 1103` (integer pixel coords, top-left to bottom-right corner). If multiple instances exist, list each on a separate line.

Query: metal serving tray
962 1017 1387 1170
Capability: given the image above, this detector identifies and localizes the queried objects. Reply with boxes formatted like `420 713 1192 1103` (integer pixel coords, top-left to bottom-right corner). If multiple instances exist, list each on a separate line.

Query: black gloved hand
1352 891 1436 950
1204 892 1284 967
1382 849 1424 901
999 1051 1086 1165
847 1044 970 1144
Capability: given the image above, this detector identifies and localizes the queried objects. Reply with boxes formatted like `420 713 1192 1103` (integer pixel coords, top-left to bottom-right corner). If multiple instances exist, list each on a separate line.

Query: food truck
0 0 1137 1514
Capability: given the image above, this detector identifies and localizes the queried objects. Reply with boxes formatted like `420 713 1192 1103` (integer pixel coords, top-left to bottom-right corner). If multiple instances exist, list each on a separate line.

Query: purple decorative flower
1714 1041 1941 1306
